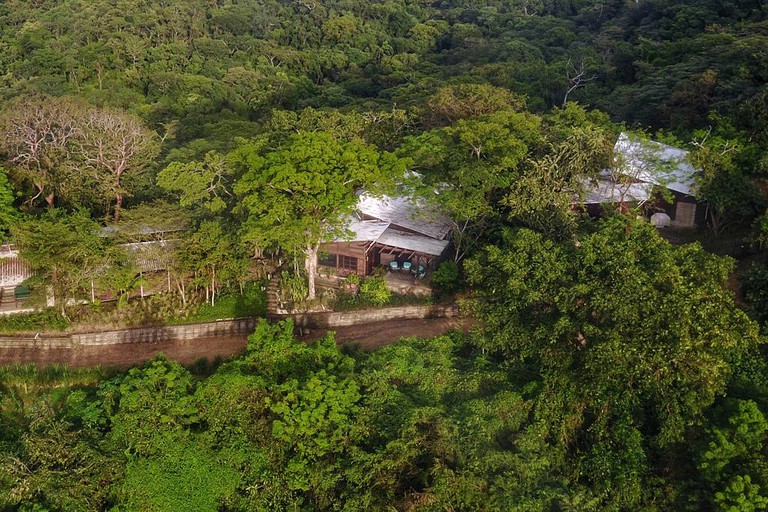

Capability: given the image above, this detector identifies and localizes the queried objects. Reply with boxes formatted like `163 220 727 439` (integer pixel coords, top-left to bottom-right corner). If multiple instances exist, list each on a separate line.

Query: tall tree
0 97 84 209
232 132 404 300
74 108 158 220
466 217 759 447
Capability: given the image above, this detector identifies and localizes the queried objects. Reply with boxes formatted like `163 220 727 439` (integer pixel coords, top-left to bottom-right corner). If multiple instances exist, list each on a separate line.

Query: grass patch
0 364 114 407
167 284 267 324
330 289 434 311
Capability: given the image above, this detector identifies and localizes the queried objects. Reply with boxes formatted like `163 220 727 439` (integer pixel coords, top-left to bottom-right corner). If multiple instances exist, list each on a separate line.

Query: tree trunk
45 192 55 210
211 266 216 306
114 192 123 222
304 242 319 300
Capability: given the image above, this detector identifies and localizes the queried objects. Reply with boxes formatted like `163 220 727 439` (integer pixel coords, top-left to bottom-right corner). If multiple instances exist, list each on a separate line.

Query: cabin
318 193 452 278
583 132 705 227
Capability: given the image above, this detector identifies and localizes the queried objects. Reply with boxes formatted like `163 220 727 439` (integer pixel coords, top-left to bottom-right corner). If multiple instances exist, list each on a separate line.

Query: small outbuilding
582 132 705 227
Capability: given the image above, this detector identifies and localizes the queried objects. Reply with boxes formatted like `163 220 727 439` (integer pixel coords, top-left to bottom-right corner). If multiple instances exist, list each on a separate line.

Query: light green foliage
100 356 199 456
358 276 390 306
232 131 405 298
279 271 308 307
12 210 112 313
118 443 240 512
232 131 400 252
421 83 526 128
699 400 768 480
714 475 768 512
157 151 234 213
270 371 361 492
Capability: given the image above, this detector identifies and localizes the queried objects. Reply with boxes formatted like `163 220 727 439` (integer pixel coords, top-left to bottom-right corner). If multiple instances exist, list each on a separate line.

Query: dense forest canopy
1 0 768 510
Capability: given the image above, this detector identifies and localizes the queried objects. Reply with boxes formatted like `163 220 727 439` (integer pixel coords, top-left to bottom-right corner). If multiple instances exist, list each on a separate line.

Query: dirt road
0 317 472 369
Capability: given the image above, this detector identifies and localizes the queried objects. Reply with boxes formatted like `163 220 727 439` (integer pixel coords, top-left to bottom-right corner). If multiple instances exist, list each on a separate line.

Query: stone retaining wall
0 317 259 349
0 305 456 350
270 304 456 328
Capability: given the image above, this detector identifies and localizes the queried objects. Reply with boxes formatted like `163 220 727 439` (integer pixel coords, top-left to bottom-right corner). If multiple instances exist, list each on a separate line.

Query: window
317 252 337 267
339 255 358 271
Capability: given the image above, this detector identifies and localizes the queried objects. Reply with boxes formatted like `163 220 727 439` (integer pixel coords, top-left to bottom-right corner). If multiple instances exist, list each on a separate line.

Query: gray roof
339 194 452 257
341 218 391 242
341 218 450 257
376 228 450 257
118 240 180 273
582 177 653 205
614 132 699 196
357 193 452 240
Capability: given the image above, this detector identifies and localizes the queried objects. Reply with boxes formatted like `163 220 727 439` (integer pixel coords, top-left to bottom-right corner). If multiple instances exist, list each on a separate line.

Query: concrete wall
0 305 456 350
0 317 259 349
270 304 456 328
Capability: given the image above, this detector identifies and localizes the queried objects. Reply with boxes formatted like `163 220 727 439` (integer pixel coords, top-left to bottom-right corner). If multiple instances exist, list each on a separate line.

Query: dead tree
563 59 598 106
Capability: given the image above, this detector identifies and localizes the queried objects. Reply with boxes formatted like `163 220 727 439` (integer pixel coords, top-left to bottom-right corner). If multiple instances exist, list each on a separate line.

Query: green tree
0 167 19 233
179 220 247 306
401 109 541 261
689 131 765 236
232 132 405 300
157 150 235 214
466 218 759 448
12 210 111 315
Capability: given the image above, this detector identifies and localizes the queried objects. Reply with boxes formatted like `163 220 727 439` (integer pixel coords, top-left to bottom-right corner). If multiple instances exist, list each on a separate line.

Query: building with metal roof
581 132 704 227
319 193 452 277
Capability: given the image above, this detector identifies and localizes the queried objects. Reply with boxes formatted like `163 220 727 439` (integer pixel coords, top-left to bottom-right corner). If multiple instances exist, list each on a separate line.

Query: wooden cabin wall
318 242 369 275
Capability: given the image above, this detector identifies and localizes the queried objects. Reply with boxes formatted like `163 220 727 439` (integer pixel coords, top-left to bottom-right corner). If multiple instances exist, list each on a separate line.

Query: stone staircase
0 286 16 306
266 271 286 317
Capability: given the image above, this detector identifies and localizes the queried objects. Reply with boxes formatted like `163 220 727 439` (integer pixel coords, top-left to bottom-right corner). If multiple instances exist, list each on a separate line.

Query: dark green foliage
742 265 768 329
0 310 766 510
430 260 462 294
0 309 69 333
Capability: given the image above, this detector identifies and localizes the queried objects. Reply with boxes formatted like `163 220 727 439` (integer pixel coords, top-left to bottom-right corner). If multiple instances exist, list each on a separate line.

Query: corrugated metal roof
342 217 391 242
357 194 452 240
614 132 699 196
376 228 450 257
118 240 180 273
582 178 653 204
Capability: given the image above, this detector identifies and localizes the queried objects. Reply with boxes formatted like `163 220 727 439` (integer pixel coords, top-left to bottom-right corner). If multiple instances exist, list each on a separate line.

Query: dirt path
298 316 472 351
0 317 471 369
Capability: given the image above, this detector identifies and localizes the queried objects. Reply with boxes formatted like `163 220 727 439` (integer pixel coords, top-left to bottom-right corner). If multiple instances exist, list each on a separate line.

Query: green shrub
359 276 391 306
431 260 463 294
0 309 70 333
742 264 768 328
279 271 308 305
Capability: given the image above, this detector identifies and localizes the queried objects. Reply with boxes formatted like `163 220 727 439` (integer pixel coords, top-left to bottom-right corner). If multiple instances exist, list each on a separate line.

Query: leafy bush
174 283 267 323
0 309 70 333
279 271 308 306
741 264 768 328
359 276 391 306
431 260 463 294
